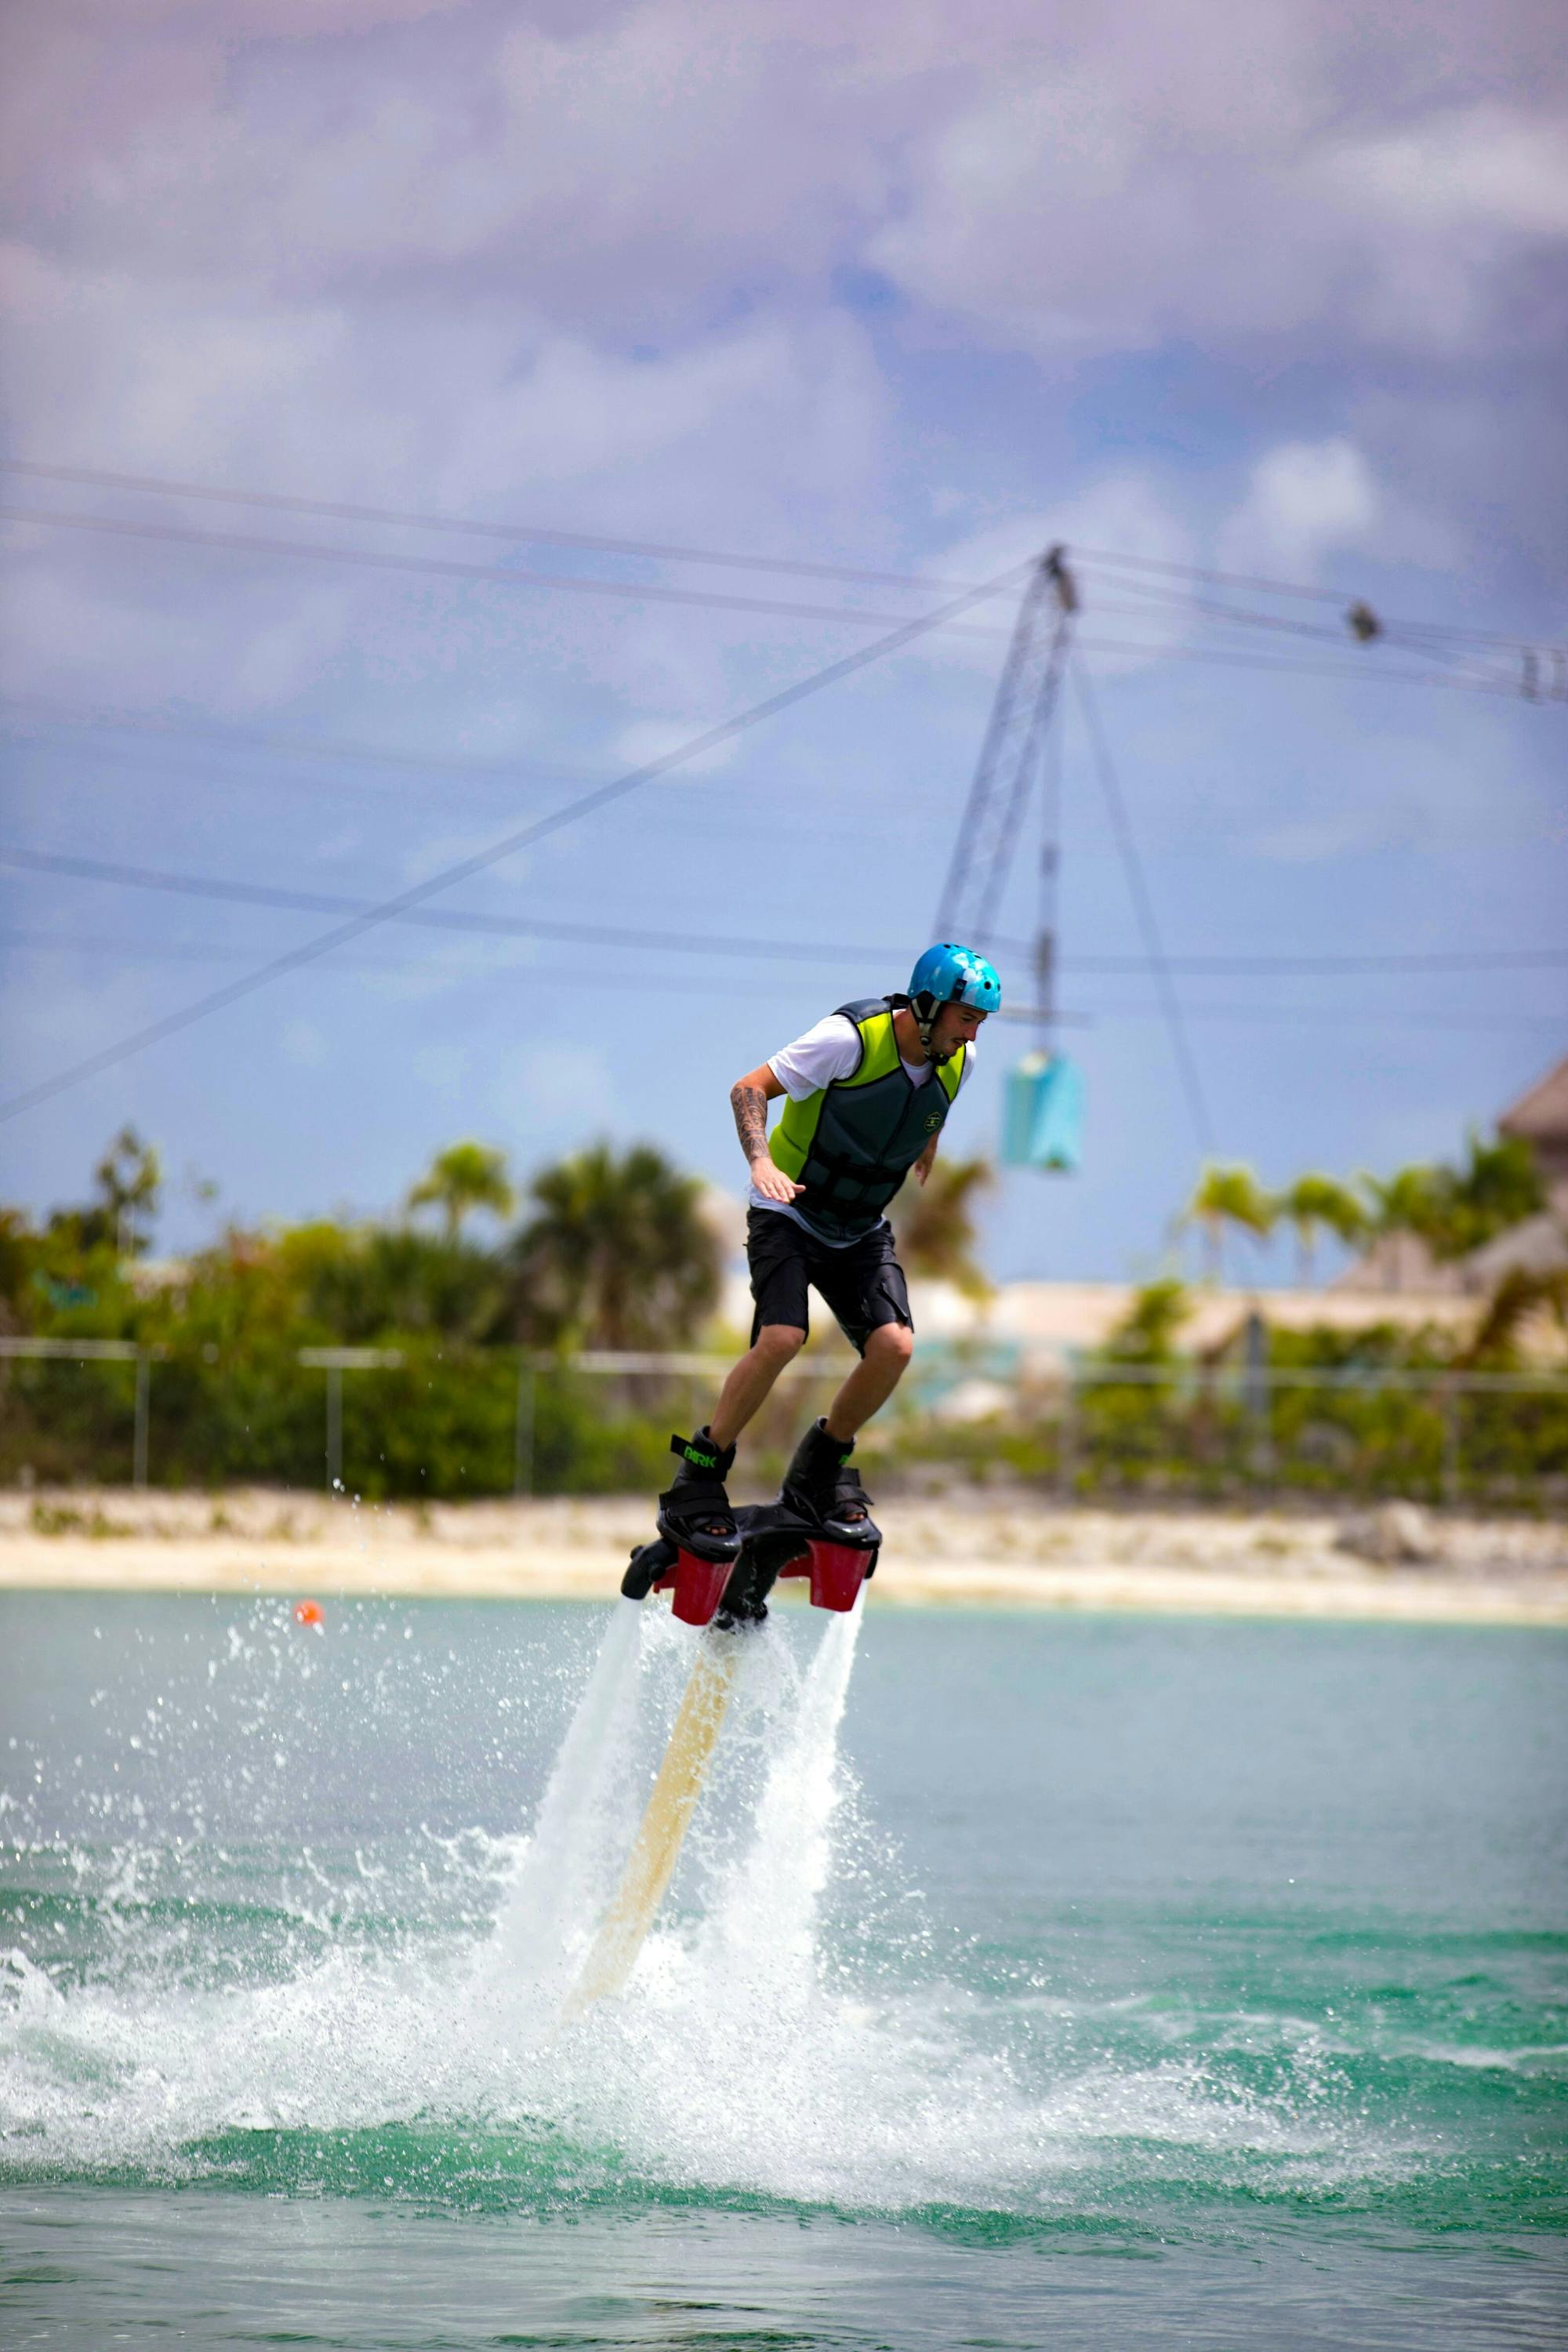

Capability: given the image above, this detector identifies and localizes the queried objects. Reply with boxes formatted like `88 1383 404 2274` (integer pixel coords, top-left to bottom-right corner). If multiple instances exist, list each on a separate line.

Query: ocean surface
1 1586 1564 2349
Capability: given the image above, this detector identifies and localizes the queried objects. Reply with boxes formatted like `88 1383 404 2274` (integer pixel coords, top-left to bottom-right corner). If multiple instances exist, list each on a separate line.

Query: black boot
655 1429 742 1563
780 1418 880 1544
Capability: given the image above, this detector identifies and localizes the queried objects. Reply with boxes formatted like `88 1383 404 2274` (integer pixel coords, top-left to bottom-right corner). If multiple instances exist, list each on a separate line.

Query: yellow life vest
769 998 965 1245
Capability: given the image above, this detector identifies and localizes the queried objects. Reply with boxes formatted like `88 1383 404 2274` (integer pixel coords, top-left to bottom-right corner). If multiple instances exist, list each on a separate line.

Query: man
657 942 1001 1553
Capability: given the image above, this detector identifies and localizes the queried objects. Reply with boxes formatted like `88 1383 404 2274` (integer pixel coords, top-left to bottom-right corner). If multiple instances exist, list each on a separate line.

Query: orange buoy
293 1598 325 1628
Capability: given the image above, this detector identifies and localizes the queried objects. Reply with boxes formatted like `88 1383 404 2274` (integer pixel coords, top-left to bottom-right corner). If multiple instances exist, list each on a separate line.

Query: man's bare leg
709 1324 806 1450
824 1321 914 1443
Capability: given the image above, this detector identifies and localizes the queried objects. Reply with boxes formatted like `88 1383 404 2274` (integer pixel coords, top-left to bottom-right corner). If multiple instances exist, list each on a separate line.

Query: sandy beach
3 1486 1565 1624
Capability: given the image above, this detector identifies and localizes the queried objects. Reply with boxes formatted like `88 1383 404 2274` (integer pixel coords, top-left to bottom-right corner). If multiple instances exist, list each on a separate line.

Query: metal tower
933 545 1076 1039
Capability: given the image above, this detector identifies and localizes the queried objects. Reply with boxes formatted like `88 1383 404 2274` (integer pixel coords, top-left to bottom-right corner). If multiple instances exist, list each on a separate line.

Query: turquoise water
2 1592 1565 2347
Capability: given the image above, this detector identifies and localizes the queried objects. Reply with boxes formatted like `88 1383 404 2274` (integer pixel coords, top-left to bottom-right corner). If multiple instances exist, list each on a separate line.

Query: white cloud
866 33 1566 363
3 2 1561 706
5 2 1563 382
1324 104 1568 239
1216 439 1380 581
0 245 890 734
926 474 1199 676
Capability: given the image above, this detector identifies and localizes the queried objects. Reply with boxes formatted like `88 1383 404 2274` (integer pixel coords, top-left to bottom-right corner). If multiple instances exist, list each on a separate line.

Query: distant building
1500 1054 1568 1210
1337 1052 1568 1296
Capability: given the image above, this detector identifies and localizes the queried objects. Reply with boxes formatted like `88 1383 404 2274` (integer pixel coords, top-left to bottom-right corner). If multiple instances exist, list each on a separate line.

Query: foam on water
0 1598 1448 2220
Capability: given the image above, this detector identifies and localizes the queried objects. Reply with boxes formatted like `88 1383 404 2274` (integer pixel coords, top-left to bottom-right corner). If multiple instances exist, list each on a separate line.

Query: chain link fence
3 1334 1565 1508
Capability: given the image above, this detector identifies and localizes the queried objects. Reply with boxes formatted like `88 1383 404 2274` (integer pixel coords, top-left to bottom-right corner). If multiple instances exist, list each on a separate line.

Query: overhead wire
6 928 1555 1033
1069 634 1525 698
2 624 1531 739
2 458 980 596
0 720 911 860
1071 655 1214 1155
0 927 800 1000
5 469 1559 1120
1004 1000 1563 1033
0 695 600 792
1073 543 1367 608
0 843 906 966
8 456 1557 666
20 494 1522 695
1014 941 1568 976
1067 570 1543 695
0 546 1041 1124
0 503 1012 643
1082 568 1472 659
9 842 1565 980
2 494 1550 702
1073 544 1564 662
2 731 521 817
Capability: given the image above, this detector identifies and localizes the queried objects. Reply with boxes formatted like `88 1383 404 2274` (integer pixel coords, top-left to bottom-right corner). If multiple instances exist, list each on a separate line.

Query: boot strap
669 1432 731 1476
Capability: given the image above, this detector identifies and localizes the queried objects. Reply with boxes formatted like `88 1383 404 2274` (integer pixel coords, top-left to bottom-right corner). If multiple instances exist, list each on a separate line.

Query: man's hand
750 1155 805 1203
913 1135 939 1188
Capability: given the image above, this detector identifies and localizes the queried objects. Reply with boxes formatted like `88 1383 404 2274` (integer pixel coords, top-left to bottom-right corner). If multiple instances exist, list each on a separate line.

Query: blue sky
2 0 1564 1283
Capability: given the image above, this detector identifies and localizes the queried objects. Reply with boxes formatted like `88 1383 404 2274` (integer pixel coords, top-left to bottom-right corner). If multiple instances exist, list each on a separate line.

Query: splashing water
0 1595 907 2203
2 1594 1564 2278
478 1597 862 2034
483 1595 646 2028
696 1606 862 2005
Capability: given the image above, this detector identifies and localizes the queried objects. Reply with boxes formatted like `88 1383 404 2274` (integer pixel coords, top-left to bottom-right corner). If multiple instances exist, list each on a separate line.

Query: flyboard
557 1499 879 2025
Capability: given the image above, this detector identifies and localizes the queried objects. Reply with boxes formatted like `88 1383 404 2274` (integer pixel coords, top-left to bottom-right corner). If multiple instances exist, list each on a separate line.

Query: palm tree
407 1142 516 1243
1363 1136 1544 1277
1182 1163 1276 1283
1360 1163 1449 1290
512 1142 721 1349
891 1156 994 1299
1437 1132 1545 1259
93 1127 162 1258
1278 1172 1367 1285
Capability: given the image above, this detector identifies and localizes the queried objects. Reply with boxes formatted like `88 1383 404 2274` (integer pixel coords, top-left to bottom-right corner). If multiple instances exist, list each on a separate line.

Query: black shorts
746 1208 913 1356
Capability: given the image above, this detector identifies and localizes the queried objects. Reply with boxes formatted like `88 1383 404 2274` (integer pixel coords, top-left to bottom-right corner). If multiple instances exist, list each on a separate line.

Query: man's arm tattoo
730 1082 771 1163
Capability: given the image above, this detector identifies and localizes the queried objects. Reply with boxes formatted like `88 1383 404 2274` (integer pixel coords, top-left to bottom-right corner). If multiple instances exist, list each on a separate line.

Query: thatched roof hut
1500 1054 1568 1207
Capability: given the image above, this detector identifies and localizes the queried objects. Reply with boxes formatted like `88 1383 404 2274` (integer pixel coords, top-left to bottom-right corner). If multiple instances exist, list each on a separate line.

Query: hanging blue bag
1002 1051 1084 1172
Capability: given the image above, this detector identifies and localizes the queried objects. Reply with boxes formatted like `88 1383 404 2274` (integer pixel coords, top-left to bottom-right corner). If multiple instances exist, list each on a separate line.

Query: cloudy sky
2 0 1565 1281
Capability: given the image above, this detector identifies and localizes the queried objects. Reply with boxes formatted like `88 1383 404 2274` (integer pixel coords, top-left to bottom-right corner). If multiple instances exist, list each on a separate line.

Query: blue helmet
908 942 1003 1018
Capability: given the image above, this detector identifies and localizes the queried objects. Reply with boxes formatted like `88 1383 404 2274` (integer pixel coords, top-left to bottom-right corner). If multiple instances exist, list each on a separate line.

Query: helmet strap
892 989 941 1062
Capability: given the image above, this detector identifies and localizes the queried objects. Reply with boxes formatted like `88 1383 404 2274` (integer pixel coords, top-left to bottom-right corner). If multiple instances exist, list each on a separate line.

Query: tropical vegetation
1182 1163 1276 1280
0 1135 720 1497
891 1154 995 1298
1179 1131 1549 1287
405 1141 515 1241
1276 1173 1367 1283
1 1114 1561 1506
510 1142 721 1349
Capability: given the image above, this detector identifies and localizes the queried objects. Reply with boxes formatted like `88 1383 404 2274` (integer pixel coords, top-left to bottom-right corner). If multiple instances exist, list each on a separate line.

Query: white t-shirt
746 1011 975 1244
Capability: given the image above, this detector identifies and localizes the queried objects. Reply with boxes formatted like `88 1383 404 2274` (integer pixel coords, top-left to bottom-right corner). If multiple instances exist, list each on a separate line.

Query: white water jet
698 1606 863 2009
483 1597 647 2024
